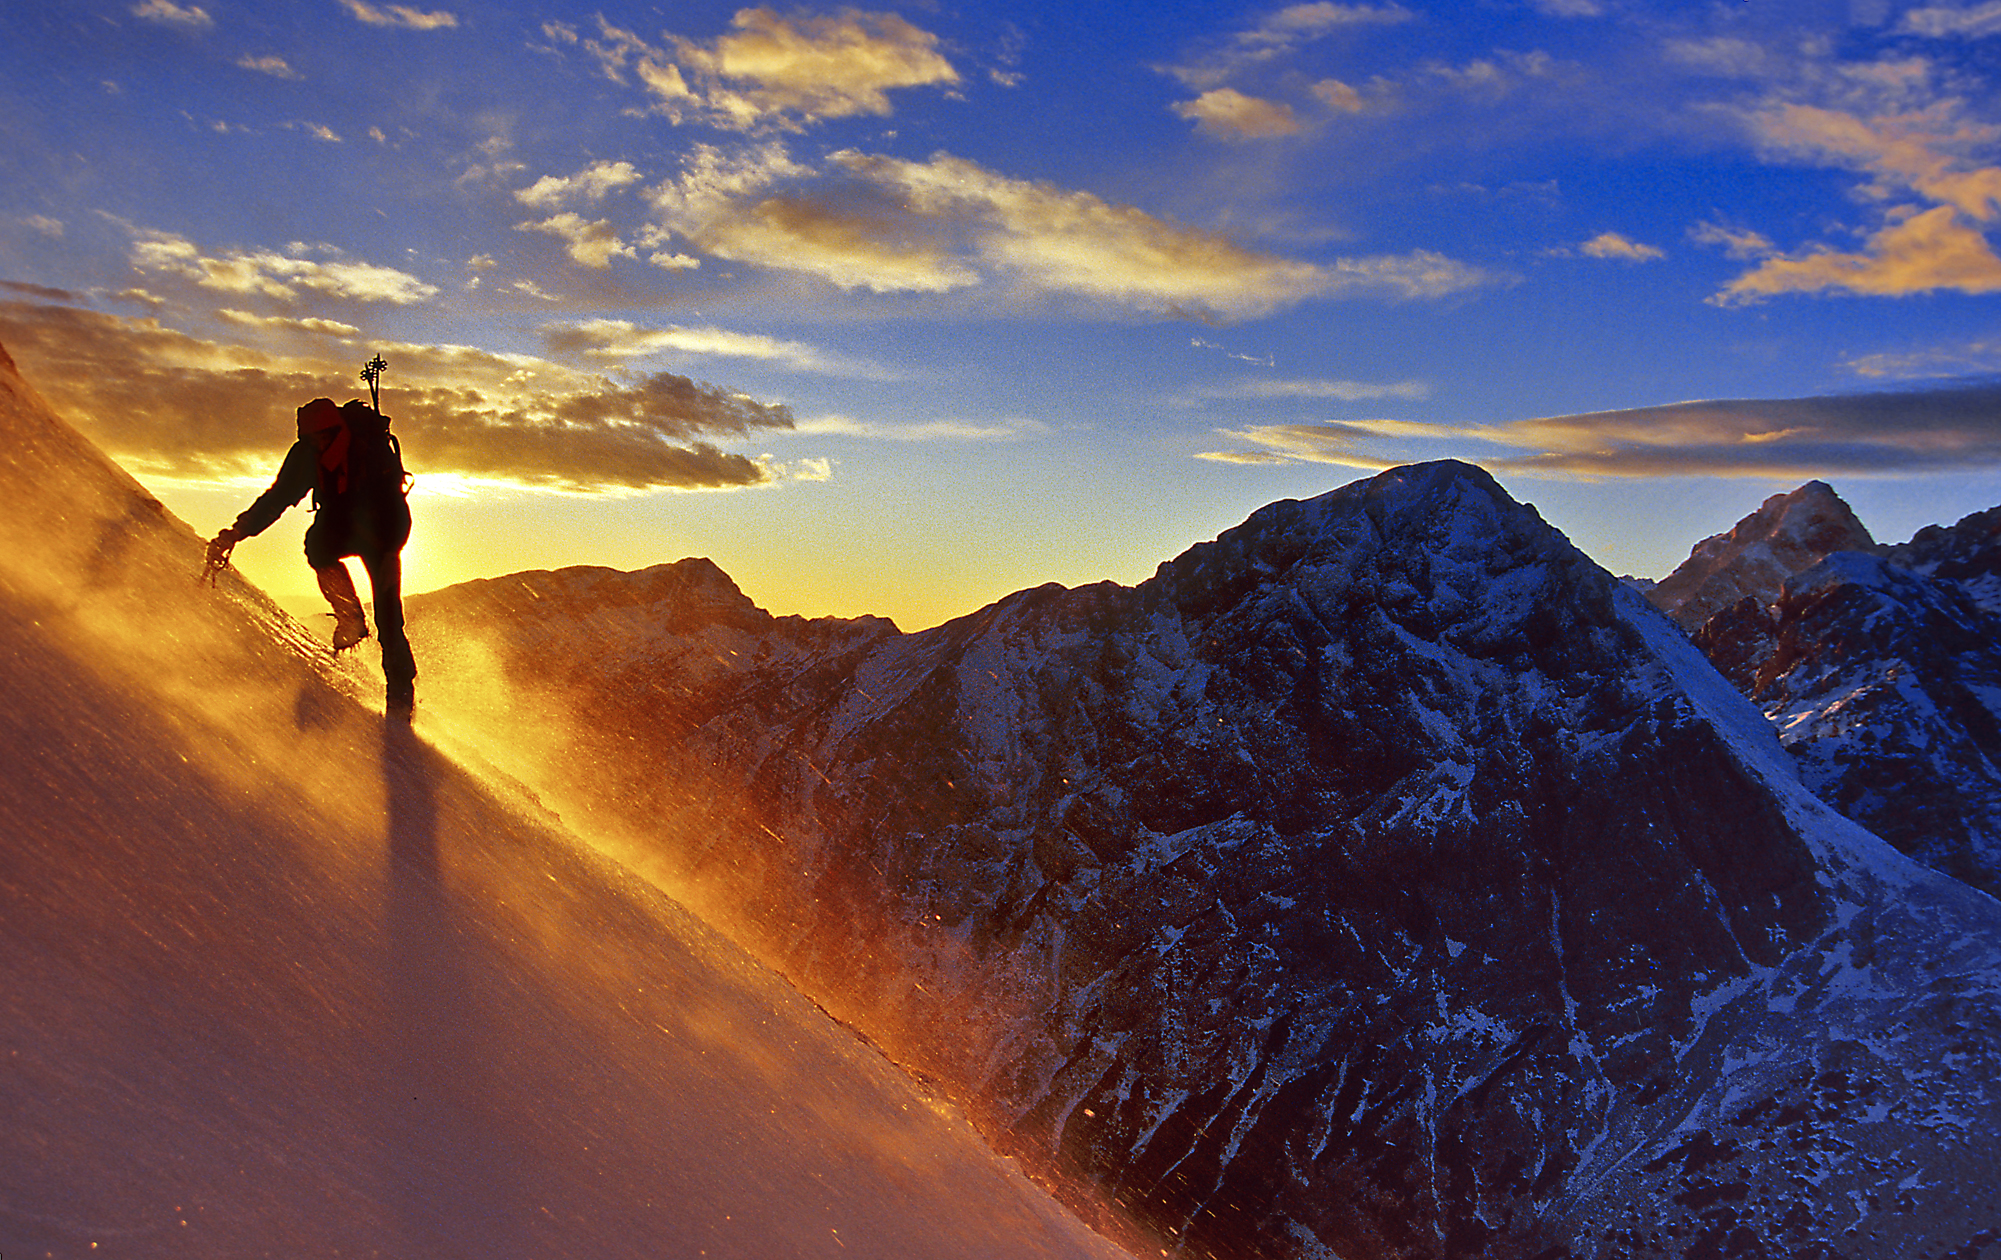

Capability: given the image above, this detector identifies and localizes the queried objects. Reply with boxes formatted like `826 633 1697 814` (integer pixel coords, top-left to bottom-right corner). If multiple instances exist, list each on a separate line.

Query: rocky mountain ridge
1665 485 2001 899
408 462 2001 1260
1646 481 1875 632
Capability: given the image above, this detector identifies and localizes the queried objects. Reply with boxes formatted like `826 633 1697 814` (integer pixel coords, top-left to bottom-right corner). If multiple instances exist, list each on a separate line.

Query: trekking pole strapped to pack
360 353 387 411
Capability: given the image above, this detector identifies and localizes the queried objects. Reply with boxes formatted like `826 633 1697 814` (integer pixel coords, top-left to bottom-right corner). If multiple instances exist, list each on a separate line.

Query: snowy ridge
409 458 2001 1259
1881 503 2001 618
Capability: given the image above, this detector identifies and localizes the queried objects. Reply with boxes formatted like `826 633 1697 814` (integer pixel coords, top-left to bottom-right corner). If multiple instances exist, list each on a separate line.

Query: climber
207 396 417 715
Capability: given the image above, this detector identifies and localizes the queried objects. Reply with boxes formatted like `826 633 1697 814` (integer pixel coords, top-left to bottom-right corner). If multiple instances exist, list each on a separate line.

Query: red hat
297 397 342 436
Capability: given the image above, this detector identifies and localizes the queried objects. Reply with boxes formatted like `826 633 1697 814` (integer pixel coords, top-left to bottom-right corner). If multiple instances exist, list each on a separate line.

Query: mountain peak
1649 479 1875 630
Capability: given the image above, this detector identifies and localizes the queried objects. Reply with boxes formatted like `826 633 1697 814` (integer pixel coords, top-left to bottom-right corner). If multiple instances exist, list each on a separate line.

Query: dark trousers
307 518 415 684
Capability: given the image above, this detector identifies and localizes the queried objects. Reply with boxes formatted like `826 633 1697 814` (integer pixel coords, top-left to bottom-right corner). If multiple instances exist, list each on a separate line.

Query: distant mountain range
1650 481 2001 900
407 465 2001 1260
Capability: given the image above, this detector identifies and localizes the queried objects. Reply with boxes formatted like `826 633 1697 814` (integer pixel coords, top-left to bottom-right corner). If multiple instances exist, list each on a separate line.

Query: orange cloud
835 150 1494 316
130 230 437 305
1174 88 1304 139
1715 205 2001 304
337 0 458 30
0 300 794 492
1198 384 2001 478
515 213 637 269
1489 387 2001 477
1750 102 2001 221
1579 231 1665 262
584 8 957 131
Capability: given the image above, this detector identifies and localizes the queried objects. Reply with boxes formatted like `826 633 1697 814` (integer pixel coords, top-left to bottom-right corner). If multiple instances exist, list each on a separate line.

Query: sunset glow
6 1 2001 627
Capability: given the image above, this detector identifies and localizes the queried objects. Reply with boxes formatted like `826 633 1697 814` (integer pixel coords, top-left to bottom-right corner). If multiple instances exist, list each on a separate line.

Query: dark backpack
322 399 410 514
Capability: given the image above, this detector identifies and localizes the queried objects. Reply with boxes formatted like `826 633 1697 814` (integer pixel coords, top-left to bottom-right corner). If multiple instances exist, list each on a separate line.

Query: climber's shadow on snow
378 716 527 1257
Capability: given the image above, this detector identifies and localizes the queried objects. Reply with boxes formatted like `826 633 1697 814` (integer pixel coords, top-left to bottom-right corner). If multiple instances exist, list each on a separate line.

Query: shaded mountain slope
1693 552 2001 898
408 462 2001 1260
0 341 1134 1260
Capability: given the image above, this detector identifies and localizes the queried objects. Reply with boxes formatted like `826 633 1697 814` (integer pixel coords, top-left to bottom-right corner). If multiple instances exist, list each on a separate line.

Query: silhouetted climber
207 395 417 715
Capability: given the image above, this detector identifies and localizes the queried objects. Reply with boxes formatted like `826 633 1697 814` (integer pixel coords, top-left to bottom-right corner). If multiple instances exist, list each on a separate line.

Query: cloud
1713 204 2001 303
1579 231 1666 261
831 149 1494 315
640 143 1494 316
1748 101 2001 220
1311 78 1378 114
665 190 977 293
1190 336 1274 367
515 213 637 269
581 8 957 131
1530 0 1604 14
1195 384 2001 478
1690 221 1776 259
1197 418 1461 469
0 299 795 492
1199 376 1430 401
1663 37 1774 79
1484 385 2001 477
678 8 959 127
23 216 65 239
131 0 212 28
1843 338 2001 378
1174 88 1304 139
129 230 438 304
237 54 302 79
791 414 1035 442
515 160 643 209
1168 3 1414 91
2 280 80 302
1898 1 2001 37
338 0 459 31
1424 49 1562 99
643 142 973 292
1706 94 2001 301
542 318 896 378
218 310 362 337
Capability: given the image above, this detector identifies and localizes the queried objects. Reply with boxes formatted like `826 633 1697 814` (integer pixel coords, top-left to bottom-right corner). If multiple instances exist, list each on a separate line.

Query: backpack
317 399 411 515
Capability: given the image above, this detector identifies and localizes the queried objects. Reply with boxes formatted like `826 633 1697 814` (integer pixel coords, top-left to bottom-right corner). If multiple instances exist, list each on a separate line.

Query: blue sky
5 0 2001 628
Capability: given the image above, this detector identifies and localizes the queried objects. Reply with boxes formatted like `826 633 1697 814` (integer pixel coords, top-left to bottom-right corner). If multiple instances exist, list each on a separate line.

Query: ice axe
198 526 237 587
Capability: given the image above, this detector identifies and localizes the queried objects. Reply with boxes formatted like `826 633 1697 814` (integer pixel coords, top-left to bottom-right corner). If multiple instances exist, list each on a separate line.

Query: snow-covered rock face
1694 551 2001 898
411 460 2001 1259
1648 481 1876 632
1881 503 2001 619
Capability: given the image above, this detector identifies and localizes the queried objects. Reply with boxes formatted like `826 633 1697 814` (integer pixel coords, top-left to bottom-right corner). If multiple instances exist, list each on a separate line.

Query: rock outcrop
1648 481 1874 631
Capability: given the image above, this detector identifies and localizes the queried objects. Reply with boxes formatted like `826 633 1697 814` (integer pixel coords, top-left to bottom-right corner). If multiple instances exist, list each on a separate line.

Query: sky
5 0 2001 630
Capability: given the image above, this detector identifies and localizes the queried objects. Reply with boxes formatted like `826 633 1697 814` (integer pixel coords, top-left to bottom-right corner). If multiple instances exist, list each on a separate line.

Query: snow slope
0 343 1136 1259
